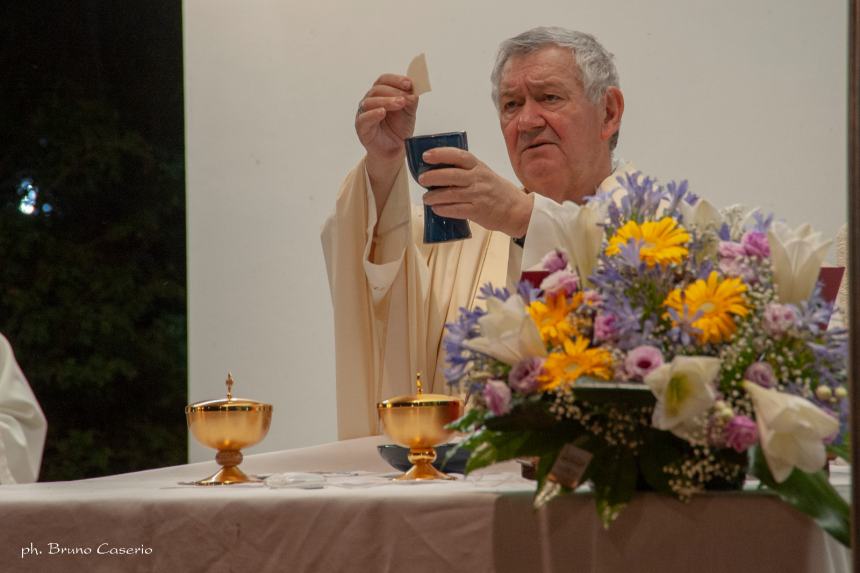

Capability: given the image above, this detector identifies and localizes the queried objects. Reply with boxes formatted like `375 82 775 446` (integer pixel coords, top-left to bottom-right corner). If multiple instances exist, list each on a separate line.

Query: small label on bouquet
548 444 592 488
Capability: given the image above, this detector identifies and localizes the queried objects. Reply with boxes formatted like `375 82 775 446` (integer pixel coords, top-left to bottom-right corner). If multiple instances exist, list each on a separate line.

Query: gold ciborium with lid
185 373 273 485
377 373 463 480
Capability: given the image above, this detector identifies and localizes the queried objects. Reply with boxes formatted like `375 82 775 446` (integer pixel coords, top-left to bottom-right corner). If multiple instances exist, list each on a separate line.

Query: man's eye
502 100 520 111
543 94 561 102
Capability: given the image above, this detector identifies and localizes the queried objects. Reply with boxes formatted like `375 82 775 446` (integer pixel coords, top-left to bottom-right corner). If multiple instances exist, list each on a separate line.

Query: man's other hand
419 147 533 238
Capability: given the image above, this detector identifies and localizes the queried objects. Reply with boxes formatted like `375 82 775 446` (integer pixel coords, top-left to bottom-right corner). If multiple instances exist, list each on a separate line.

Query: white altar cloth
0 435 850 572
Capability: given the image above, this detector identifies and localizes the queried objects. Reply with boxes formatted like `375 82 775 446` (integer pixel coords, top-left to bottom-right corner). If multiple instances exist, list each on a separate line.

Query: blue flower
665 306 703 347
478 283 510 301
752 211 773 233
516 280 541 304
664 180 690 214
443 306 486 384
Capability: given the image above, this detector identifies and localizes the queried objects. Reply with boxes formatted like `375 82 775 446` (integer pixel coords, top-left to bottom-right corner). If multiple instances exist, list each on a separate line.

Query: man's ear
600 86 624 142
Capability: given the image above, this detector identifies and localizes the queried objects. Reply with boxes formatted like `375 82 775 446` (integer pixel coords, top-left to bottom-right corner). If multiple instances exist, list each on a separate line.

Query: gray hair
490 27 621 149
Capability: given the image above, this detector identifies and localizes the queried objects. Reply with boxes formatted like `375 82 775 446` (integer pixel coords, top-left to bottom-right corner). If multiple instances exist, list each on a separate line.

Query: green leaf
749 446 851 547
638 428 685 495
589 446 637 527
446 407 483 432
534 450 560 489
827 432 851 463
459 430 503 472
465 431 528 472
461 426 588 474
483 397 557 431
462 429 536 472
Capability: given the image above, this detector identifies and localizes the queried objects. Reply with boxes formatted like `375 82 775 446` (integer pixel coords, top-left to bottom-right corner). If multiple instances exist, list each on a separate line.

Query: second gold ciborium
185 373 272 485
377 374 463 480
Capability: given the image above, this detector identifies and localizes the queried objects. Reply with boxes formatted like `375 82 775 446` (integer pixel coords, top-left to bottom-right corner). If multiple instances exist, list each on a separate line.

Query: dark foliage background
0 2 186 480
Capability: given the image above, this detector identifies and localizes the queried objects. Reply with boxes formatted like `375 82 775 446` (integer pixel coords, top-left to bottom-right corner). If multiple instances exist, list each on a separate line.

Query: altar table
0 435 850 572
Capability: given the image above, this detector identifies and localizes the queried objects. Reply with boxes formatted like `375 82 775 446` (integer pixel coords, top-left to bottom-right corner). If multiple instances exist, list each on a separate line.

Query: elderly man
322 27 626 438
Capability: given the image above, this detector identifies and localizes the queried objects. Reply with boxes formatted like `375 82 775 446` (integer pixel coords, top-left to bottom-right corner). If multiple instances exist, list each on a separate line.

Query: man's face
498 46 613 203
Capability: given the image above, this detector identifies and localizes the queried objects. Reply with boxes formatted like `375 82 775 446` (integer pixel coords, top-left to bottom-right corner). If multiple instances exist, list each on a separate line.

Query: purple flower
508 357 544 394
483 380 512 416
541 249 569 273
624 346 664 380
741 231 770 258
724 415 758 453
594 312 619 342
744 361 776 388
540 270 578 296
763 303 799 336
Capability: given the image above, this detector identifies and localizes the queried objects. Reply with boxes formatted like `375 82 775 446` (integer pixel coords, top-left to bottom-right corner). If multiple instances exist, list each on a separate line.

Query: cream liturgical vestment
322 157 631 439
0 333 47 484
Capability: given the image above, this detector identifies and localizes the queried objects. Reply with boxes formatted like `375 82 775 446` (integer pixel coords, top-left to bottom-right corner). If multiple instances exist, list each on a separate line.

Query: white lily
645 356 720 441
744 381 838 483
678 198 722 232
768 222 831 304
464 295 546 366
524 199 605 287
720 204 760 239
566 200 605 287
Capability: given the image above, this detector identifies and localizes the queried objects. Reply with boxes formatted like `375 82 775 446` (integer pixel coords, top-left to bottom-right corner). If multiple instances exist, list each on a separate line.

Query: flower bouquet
444 173 850 545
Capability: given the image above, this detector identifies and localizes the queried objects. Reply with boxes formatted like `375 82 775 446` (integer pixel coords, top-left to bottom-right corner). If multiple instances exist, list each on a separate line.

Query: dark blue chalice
405 131 472 243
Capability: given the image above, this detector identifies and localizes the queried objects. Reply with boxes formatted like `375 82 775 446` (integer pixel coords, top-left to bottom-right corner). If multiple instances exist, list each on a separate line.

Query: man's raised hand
355 74 419 209
356 74 418 161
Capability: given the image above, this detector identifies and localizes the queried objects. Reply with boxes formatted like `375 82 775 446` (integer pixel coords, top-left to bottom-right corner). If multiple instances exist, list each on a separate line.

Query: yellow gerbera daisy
538 336 614 391
527 292 581 345
605 217 690 267
664 271 749 344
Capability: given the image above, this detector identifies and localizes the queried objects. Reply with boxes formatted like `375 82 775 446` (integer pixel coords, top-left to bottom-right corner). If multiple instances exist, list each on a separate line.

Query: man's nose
517 99 546 132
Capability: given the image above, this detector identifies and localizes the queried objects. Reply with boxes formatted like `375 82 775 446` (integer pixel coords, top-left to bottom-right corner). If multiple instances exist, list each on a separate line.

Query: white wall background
184 0 848 461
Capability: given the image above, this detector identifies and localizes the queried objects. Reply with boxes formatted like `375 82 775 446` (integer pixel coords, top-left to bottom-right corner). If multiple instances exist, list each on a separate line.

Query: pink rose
741 231 770 258
508 357 544 394
724 415 758 453
624 345 664 380
541 249 569 273
718 241 746 261
540 270 578 296
483 380 512 416
582 290 602 306
744 361 776 388
593 312 618 342
763 303 798 336
718 241 753 280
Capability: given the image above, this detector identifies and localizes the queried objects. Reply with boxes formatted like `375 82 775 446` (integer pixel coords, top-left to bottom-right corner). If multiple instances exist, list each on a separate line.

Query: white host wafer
406 53 432 95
